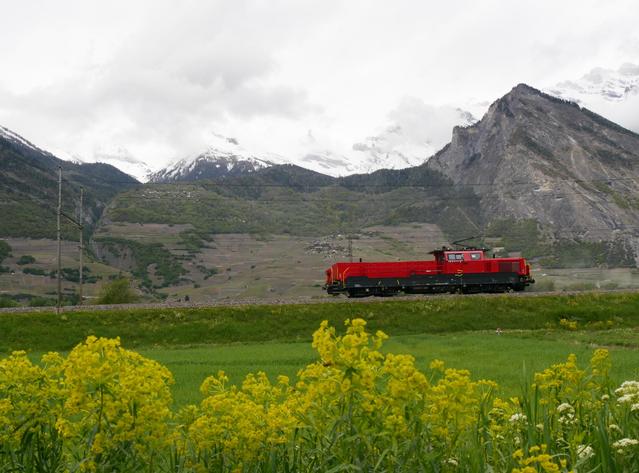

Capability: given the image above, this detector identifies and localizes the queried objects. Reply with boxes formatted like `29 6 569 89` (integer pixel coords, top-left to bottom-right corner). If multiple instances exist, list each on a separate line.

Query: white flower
559 415 575 426
609 424 622 433
557 402 575 425
617 380 639 392
445 458 458 467
616 381 639 406
612 438 639 454
613 438 639 447
577 444 594 461
509 413 527 423
557 403 573 414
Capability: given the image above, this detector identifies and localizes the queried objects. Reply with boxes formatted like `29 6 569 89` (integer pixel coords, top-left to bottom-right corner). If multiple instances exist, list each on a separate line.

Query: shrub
59 266 96 283
22 267 47 276
0 296 18 308
96 278 138 305
16 255 36 265
0 241 11 264
28 297 57 307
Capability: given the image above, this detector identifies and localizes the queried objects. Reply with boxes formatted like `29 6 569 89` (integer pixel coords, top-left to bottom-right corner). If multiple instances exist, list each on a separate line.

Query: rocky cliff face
426 84 639 259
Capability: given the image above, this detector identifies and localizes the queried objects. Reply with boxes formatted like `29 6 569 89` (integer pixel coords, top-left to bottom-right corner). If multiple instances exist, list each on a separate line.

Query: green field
137 330 639 407
3 292 639 407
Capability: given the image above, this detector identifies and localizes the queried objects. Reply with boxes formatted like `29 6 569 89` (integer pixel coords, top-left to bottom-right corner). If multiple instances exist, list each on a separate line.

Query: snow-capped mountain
297 150 360 176
350 108 477 174
548 63 639 102
296 105 478 177
92 146 153 182
50 146 152 182
148 134 288 183
545 63 639 134
0 124 49 154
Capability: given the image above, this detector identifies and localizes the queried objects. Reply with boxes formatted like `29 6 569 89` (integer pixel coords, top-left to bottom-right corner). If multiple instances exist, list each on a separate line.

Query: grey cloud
2 0 638 169
385 97 476 148
0 0 330 164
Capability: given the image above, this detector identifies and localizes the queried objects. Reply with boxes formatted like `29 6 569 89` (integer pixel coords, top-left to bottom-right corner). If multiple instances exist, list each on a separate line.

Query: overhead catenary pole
79 187 84 306
56 166 62 313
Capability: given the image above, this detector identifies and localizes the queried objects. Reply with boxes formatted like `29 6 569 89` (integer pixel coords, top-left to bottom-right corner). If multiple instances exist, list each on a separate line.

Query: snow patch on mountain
49 145 151 182
546 63 639 134
295 101 478 177
297 150 357 176
148 134 288 183
0 125 49 154
548 63 639 102
348 104 477 174
92 146 153 182
151 101 480 181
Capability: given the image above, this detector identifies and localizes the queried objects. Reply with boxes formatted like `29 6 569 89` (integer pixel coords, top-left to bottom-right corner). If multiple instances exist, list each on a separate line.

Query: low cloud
0 0 326 165
1 0 638 170
350 97 477 167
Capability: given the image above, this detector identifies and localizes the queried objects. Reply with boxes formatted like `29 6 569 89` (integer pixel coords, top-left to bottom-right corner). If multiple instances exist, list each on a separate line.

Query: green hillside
0 136 138 239
106 164 478 240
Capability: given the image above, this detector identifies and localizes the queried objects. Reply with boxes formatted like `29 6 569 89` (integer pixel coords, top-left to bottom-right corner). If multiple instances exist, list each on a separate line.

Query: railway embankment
1 290 638 353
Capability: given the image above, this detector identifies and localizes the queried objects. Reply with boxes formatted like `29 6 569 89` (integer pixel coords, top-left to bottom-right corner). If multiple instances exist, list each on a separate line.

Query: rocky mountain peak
426 82 639 253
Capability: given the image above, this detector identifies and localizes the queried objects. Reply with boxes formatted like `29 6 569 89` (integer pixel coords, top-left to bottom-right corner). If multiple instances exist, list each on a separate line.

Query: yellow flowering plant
1 319 639 472
58 336 174 471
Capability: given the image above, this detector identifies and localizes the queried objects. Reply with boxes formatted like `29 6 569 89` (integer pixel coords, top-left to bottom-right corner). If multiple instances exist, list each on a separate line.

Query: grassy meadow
4 292 639 471
139 330 639 407
3 291 639 406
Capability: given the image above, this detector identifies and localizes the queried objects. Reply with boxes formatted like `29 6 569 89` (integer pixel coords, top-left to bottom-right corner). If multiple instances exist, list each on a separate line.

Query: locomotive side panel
325 251 534 297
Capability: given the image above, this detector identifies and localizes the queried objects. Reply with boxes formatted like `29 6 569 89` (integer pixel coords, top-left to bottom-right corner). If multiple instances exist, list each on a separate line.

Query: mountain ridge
0 125 139 239
424 83 639 263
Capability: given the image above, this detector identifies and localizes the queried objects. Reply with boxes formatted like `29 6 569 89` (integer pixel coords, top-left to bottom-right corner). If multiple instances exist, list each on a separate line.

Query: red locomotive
324 244 534 297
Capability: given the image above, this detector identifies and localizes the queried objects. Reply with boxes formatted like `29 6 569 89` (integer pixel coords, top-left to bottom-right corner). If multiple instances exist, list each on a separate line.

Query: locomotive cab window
447 253 464 261
470 252 481 261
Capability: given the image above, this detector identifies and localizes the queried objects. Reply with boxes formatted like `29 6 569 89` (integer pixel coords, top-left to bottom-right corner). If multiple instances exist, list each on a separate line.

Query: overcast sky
0 0 638 170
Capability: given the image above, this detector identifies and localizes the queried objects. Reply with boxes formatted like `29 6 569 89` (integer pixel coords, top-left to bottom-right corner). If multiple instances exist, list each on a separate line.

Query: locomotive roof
428 246 490 255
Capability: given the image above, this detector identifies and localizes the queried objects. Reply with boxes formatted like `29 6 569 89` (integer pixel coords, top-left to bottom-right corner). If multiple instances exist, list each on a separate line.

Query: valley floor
3 223 639 306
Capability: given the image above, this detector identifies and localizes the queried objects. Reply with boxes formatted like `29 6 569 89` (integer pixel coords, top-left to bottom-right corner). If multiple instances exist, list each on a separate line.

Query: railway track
1 288 637 314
